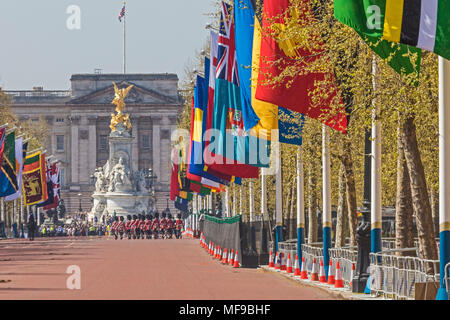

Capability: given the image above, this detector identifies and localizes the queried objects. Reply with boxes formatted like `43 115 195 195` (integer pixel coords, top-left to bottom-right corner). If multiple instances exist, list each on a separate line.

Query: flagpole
437 57 450 300
123 1 126 74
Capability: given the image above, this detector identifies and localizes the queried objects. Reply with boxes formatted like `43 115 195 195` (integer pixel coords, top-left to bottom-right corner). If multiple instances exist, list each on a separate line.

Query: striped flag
382 0 450 60
118 4 126 22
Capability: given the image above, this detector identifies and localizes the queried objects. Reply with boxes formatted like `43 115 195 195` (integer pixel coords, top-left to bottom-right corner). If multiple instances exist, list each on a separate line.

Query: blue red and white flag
118 5 126 22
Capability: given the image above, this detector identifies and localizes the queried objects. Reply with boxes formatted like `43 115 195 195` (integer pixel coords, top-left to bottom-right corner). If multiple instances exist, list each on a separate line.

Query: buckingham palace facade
6 73 182 214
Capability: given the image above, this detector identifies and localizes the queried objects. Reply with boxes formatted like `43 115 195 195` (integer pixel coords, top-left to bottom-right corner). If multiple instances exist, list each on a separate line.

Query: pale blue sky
0 0 217 90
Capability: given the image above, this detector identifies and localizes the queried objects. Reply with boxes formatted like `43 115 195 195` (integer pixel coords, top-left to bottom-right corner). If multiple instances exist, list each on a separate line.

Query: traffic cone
213 245 217 258
222 248 228 264
280 253 286 271
229 249 234 266
327 259 335 285
268 250 274 268
218 246 222 260
349 263 355 288
233 250 240 268
310 258 319 281
319 259 327 283
274 252 279 270
209 242 212 255
300 257 308 279
286 253 293 274
293 254 301 276
335 261 344 288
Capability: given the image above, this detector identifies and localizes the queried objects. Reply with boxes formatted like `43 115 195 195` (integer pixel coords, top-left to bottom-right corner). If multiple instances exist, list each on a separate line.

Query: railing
369 250 440 300
329 246 358 288
445 262 450 299
5 90 71 98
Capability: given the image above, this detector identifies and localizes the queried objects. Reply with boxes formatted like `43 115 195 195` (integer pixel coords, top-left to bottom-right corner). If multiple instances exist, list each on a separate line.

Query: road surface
0 236 338 300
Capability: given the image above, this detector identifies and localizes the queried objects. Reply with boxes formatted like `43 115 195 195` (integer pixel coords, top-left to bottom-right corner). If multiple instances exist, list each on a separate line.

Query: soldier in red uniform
152 212 160 239
139 214 146 240
175 214 184 239
130 215 138 239
111 216 119 240
166 214 174 239
117 216 126 240
125 215 132 239
145 214 152 239
160 213 168 239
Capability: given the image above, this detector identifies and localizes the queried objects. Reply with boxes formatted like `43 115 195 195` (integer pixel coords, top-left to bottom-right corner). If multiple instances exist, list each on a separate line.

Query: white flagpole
123 1 126 74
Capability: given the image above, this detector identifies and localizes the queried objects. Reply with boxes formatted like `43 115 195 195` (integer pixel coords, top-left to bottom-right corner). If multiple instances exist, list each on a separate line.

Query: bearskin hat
127 215 132 221
114 216 119 221
154 212 159 219
119 216 124 221
177 213 181 219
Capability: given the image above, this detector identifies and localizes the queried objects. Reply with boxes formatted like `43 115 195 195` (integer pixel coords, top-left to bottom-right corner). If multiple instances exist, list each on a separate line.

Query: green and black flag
0 132 18 197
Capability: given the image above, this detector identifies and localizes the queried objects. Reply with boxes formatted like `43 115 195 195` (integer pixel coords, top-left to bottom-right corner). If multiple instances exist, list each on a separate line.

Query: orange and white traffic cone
209 242 212 255
233 250 240 268
218 246 222 261
319 259 327 283
222 248 228 264
311 258 319 281
293 254 301 276
327 259 335 285
349 263 355 288
268 250 274 268
300 257 308 279
334 261 344 288
274 252 280 270
213 245 217 258
229 249 235 266
280 253 286 271
286 253 293 274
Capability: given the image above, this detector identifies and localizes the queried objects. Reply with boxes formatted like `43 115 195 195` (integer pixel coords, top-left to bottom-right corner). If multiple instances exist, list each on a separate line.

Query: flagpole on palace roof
123 1 126 74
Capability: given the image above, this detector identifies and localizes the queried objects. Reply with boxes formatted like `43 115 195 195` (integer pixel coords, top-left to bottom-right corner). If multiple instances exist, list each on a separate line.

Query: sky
0 0 217 90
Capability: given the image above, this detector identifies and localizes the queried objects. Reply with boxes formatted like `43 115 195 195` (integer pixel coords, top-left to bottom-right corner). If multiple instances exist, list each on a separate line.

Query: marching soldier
152 212 160 239
112 216 119 240
130 215 138 239
175 214 184 239
166 214 174 239
145 214 152 239
125 215 132 239
160 213 167 239
118 216 126 240
139 214 146 239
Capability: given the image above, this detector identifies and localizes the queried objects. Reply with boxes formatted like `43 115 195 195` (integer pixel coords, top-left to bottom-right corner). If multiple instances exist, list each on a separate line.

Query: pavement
0 236 339 300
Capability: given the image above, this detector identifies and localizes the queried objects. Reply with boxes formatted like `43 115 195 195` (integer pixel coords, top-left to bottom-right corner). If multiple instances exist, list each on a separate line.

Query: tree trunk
401 116 438 261
342 139 358 247
430 189 439 238
395 126 415 256
335 163 348 247
308 160 318 244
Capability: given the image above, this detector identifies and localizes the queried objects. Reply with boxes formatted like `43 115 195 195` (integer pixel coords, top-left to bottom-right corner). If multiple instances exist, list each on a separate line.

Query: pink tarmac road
0 236 337 300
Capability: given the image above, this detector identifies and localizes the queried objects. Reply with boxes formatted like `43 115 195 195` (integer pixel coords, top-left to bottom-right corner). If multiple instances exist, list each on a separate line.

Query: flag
43 163 60 210
255 0 347 133
174 197 189 212
334 0 422 82
0 132 18 197
22 151 48 206
381 0 450 60
207 2 267 176
0 128 5 166
235 0 305 145
5 139 27 201
37 159 54 208
118 4 126 22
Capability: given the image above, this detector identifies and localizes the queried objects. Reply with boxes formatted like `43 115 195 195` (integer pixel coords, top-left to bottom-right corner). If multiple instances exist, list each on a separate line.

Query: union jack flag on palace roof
216 1 239 86
118 5 126 22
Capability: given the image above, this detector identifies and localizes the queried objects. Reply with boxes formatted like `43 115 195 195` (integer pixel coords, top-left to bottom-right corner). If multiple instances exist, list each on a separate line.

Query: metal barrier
446 262 450 300
301 243 323 275
329 246 358 288
369 250 440 300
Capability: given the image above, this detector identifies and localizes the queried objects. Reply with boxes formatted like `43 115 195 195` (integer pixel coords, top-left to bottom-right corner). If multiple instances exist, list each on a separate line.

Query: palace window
56 135 65 151
59 168 65 187
142 135 150 150
56 118 65 123
99 135 108 151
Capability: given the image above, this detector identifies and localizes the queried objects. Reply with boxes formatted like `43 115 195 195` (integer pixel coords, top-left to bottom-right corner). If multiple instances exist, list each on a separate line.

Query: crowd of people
111 212 184 240
38 221 108 238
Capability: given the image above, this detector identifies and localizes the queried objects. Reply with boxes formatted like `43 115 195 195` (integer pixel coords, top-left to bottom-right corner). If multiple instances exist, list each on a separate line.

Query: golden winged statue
110 82 134 132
